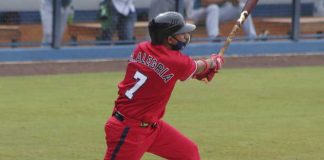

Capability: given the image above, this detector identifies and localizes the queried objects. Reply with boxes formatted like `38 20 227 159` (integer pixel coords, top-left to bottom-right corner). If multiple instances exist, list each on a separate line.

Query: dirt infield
1 54 324 76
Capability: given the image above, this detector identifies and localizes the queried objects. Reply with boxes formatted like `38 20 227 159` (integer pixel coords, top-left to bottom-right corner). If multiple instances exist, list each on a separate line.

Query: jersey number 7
125 71 148 99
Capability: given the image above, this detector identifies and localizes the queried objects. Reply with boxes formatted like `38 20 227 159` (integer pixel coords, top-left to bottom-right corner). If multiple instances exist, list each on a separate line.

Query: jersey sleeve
176 54 197 81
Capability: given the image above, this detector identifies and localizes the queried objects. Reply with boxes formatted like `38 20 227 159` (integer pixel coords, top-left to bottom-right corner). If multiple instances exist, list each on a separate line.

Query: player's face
173 33 190 43
167 33 191 45
165 32 191 50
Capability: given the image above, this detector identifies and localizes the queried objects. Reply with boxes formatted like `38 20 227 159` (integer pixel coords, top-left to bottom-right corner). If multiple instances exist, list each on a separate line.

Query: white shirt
184 0 194 18
112 0 135 16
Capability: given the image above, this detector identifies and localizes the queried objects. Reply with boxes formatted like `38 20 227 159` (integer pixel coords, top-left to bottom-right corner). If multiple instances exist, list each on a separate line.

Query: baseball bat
218 0 259 56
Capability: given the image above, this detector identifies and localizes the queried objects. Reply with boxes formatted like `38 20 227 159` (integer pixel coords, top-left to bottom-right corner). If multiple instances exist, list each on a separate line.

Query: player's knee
206 4 219 13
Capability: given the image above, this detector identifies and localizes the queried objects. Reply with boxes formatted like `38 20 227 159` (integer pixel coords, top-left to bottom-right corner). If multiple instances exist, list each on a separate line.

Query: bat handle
218 24 240 56
218 11 249 57
237 11 249 26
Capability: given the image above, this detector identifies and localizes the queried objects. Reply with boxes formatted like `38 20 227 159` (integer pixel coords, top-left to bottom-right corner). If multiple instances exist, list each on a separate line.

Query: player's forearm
195 59 215 75
195 54 224 75
193 55 224 82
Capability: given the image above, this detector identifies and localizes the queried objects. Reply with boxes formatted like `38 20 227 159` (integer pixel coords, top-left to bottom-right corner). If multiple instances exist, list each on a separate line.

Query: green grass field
1 66 324 160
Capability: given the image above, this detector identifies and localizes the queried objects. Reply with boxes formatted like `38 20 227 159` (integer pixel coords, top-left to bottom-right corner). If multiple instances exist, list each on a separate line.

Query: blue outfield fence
1 39 324 62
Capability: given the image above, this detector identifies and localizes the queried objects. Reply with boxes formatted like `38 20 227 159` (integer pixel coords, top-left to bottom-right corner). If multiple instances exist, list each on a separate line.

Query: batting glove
210 54 224 72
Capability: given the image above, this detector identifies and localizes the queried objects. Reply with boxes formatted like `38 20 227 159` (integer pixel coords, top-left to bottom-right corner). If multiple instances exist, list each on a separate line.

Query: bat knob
237 11 249 25
243 11 249 17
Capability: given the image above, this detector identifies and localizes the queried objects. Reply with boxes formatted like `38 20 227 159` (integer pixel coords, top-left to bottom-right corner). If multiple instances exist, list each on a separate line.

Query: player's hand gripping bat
200 0 259 83
218 0 259 56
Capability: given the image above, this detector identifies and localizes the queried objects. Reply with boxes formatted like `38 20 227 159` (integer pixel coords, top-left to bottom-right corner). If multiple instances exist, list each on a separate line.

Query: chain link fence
0 0 323 48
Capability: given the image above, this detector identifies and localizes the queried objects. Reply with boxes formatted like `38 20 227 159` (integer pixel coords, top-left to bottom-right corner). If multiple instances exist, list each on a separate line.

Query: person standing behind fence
99 0 136 43
40 0 73 46
314 0 324 16
148 0 177 21
185 0 257 41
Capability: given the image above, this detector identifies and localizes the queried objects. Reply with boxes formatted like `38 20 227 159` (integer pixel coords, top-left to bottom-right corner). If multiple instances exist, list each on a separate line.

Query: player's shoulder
137 41 151 48
173 50 192 61
133 41 149 54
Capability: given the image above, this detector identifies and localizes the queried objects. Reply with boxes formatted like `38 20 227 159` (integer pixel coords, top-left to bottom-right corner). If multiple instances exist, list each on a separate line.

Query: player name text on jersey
130 52 174 83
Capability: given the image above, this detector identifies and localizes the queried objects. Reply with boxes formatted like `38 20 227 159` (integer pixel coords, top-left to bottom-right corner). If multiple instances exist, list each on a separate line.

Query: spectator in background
40 0 73 46
185 0 257 41
146 0 179 40
148 0 177 21
314 0 324 16
99 0 136 42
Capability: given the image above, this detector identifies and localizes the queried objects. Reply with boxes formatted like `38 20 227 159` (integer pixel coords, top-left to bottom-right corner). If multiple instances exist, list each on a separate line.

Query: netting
0 0 323 48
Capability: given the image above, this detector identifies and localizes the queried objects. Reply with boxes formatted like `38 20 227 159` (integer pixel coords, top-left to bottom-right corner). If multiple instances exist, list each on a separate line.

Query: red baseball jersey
114 41 197 122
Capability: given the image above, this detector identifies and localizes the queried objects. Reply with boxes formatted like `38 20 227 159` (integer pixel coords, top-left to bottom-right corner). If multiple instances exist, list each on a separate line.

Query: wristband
197 59 210 76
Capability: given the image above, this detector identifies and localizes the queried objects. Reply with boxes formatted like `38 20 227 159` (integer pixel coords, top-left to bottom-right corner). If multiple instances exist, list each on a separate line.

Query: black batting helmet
149 12 196 45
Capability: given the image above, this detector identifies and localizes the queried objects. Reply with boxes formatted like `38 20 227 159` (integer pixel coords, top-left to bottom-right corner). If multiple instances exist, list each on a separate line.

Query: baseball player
104 12 224 160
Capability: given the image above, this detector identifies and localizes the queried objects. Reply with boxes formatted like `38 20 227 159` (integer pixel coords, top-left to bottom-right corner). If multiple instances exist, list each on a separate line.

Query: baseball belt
113 111 157 128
